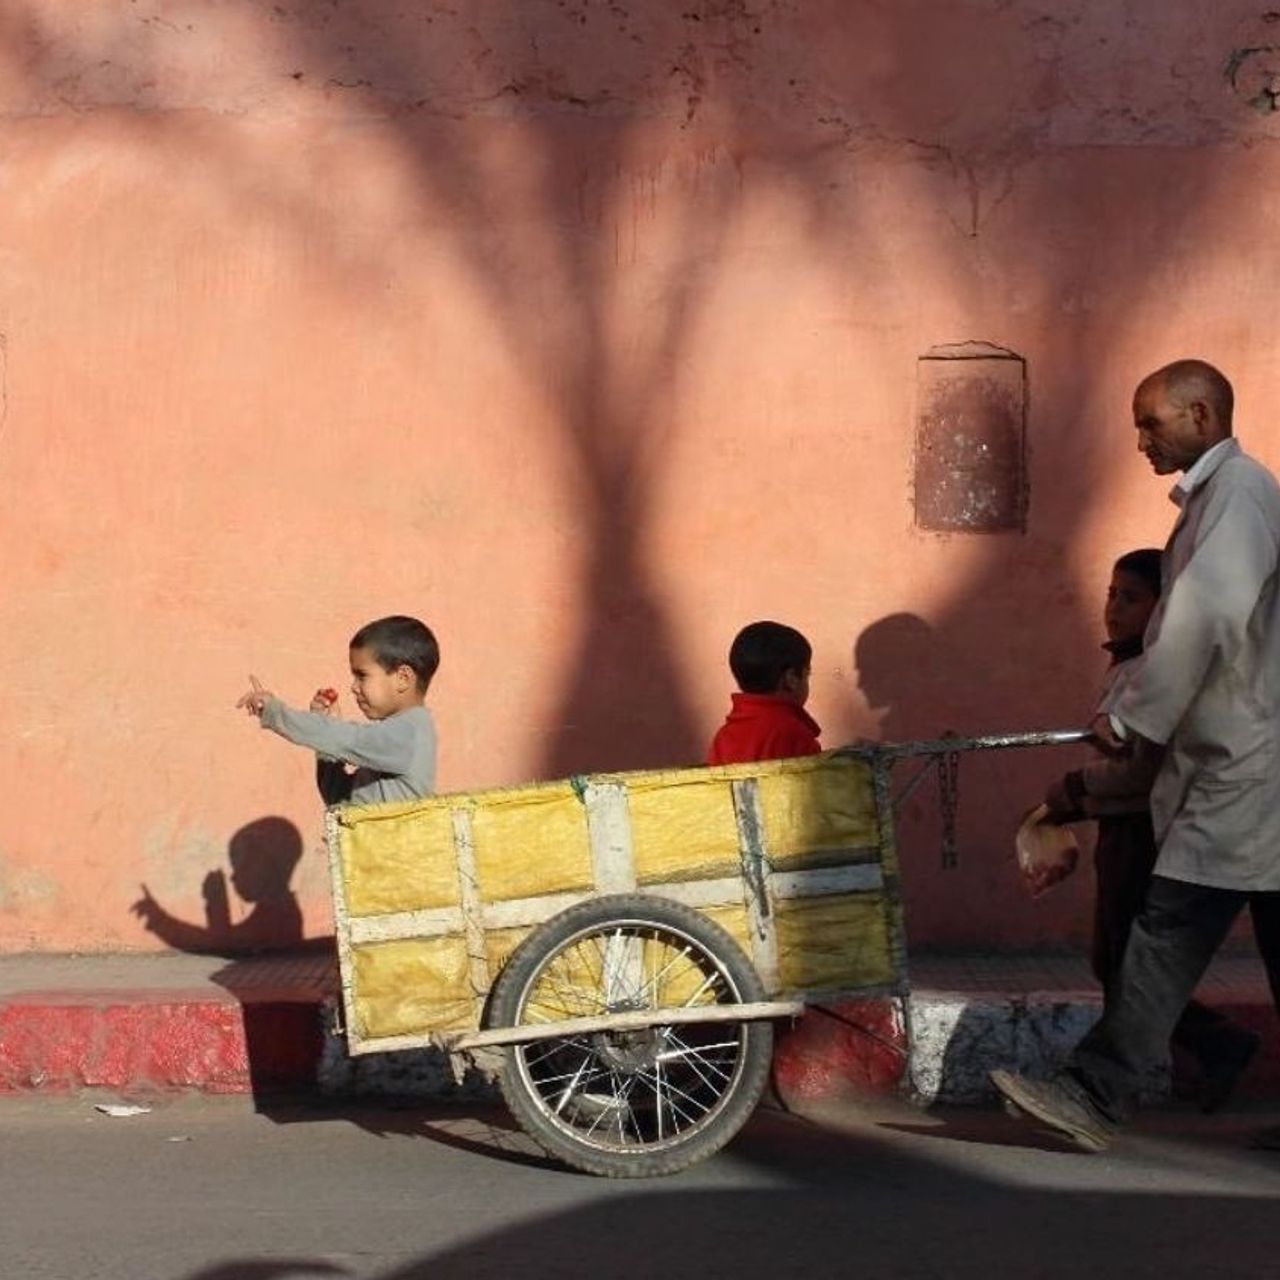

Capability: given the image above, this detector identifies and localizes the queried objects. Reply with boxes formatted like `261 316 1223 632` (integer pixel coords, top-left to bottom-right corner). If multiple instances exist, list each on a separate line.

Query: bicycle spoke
654 1059 666 1142
640 944 696 1004
521 1035 595 1067
529 957 609 1013
553 1055 594 1115
636 1067 706 1127
533 1061 607 1091
657 1048 737 1088
679 970 720 1008
526 971 605 1018
582 1069 637 1141
509 910 763 1162
660 1024 742 1085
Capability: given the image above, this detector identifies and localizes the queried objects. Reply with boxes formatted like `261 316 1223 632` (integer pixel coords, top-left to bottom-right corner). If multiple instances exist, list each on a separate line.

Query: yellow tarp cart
325 731 1082 1177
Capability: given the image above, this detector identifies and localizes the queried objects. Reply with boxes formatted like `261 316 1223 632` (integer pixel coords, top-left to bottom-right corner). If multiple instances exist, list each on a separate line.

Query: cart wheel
489 893 773 1178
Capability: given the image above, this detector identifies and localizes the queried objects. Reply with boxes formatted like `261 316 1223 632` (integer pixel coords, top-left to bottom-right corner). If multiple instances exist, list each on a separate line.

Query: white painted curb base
908 989 1099 1103
907 988 1170 1104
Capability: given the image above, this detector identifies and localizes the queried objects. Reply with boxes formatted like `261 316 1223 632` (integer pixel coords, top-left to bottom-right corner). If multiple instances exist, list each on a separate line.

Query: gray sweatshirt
260 700 437 807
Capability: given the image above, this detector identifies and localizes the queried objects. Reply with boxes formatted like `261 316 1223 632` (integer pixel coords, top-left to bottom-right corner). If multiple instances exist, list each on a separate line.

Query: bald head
1139 360 1234 434
1132 359 1235 475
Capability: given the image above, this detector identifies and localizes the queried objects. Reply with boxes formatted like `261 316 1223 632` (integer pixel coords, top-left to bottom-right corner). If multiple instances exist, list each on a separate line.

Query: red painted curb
772 998 908 1106
0 986 1273 1104
776 995 1280 1106
0 990 323 1095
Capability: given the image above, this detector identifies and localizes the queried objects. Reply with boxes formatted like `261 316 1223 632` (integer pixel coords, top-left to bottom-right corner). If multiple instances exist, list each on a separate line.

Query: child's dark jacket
1046 637 1162 984
706 693 821 766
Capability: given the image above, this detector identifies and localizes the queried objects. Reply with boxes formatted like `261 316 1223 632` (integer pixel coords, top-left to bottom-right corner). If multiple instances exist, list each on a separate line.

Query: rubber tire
490 893 774 1178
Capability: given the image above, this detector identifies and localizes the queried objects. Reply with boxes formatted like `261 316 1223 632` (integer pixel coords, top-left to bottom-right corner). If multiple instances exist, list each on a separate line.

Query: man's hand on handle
1087 712 1128 758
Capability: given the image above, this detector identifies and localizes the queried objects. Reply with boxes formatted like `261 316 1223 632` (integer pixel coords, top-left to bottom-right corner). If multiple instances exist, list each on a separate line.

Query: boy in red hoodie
706 621 822 765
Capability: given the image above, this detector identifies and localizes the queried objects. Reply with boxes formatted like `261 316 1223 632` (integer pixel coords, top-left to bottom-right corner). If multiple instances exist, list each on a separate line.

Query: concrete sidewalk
0 948 1274 1106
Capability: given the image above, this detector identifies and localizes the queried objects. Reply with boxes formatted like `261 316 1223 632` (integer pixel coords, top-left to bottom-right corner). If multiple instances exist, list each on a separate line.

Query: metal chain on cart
938 741 961 869
859 726 1091 871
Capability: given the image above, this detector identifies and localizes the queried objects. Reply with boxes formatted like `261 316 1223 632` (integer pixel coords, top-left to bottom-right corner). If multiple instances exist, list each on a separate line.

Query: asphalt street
3 1093 1280 1280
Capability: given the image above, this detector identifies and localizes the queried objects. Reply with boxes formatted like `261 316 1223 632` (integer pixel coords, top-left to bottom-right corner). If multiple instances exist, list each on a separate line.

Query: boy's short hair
1113 548 1163 599
729 621 812 694
350 616 440 693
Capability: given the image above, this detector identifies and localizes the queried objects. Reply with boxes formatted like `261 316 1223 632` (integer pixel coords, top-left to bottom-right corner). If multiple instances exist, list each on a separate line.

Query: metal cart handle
838 727 1093 871
836 727 1091 761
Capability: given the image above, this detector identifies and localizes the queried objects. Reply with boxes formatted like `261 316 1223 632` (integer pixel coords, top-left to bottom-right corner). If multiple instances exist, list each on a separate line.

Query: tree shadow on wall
3 3 1264 903
222 3 1245 795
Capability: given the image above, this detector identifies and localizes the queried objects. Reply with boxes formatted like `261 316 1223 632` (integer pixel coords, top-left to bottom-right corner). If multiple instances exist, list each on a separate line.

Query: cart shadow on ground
255 1088 1113 1164
177 1099 1280 1280
273 1096 569 1175
250 1089 1070 1172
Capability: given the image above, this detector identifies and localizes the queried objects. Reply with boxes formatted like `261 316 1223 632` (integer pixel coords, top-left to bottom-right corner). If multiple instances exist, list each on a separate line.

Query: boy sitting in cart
707 620 822 764
236 614 439 806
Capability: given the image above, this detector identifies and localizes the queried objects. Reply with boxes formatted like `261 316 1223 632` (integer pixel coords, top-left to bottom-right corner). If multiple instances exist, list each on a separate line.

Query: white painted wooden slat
584 781 637 893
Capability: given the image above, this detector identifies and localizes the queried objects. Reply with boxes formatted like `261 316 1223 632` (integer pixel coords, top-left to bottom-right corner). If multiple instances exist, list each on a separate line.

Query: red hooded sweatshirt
706 692 822 765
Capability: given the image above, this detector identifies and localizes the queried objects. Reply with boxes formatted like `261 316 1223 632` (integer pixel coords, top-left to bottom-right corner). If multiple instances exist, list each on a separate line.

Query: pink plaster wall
2 1 1280 952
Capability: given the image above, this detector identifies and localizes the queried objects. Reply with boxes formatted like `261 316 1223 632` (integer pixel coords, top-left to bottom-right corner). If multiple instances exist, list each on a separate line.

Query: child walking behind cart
1041 550 1257 1111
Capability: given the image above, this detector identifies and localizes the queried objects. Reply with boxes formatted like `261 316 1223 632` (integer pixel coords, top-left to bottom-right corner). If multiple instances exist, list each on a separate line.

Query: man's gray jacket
1112 438 1280 890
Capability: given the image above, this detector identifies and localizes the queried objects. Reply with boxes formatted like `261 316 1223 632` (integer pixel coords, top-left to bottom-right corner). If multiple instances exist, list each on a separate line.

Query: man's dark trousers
1065 875 1280 1122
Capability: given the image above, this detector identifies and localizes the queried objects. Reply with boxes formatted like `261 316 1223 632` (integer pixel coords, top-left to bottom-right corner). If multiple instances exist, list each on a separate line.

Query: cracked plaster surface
0 1 1276 149
1 1 1275 255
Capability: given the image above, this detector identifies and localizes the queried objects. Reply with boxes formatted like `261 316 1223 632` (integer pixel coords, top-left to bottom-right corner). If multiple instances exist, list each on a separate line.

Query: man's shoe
1199 1030 1261 1114
990 1069 1114 1153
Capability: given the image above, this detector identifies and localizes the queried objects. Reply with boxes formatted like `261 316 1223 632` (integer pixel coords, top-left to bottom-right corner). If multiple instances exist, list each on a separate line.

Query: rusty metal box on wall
914 343 1027 533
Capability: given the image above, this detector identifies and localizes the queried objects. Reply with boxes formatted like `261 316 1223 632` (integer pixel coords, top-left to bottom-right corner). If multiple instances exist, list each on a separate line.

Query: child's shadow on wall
132 816 305 955
852 611 995 950
130 816 334 1101
853 612 952 744
850 609 1095 952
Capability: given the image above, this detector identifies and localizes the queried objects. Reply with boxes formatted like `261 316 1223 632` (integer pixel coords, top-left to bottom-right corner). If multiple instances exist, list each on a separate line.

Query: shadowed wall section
0 2 1279 950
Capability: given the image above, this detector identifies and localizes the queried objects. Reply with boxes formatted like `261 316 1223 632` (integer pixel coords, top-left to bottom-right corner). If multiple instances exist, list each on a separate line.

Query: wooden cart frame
325 728 1085 1176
